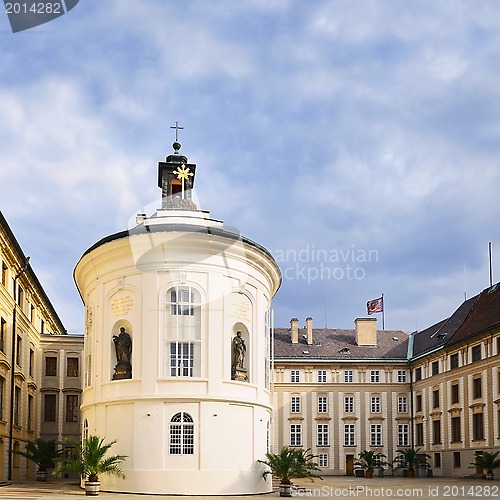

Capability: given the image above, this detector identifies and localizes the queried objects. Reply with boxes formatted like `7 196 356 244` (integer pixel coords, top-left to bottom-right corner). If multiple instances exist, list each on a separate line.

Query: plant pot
365 470 374 478
85 481 100 496
279 483 293 497
36 470 48 481
407 470 416 478
486 473 494 480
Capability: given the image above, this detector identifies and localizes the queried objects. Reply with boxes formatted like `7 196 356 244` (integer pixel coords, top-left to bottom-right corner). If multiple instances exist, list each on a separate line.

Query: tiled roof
273 327 409 361
411 295 478 358
448 283 500 346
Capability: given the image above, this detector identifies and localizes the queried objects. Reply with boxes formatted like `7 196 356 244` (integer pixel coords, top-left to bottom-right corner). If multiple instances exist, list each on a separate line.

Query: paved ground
0 476 499 499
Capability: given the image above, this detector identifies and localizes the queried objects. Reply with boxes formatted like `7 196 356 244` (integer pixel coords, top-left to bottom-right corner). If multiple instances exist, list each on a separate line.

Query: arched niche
231 322 250 382
110 319 133 381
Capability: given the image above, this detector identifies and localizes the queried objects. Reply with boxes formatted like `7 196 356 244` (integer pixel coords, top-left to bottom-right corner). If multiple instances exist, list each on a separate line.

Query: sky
1 0 500 334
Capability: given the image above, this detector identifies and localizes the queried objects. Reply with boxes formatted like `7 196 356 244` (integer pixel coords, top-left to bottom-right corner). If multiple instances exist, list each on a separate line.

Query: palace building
0 212 83 481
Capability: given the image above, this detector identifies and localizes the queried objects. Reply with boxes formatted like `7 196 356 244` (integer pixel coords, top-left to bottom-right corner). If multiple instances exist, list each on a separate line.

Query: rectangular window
291 370 300 383
317 395 327 413
416 394 422 412
398 396 408 413
450 353 459 369
65 395 79 422
1 263 7 287
398 424 409 446
415 367 422 381
14 387 21 426
67 357 79 377
30 304 34 323
15 335 22 367
370 370 380 383
0 377 3 420
433 419 441 444
497 337 500 356
433 389 440 409
290 424 302 446
451 383 459 404
170 342 194 377
317 370 327 383
473 413 484 440
371 396 381 413
44 394 56 422
416 423 424 446
451 416 461 442
291 396 301 413
344 396 354 413
434 453 441 468
397 370 407 383
45 357 57 376
453 452 461 468
318 454 328 468
472 345 481 362
27 395 33 430
370 424 382 446
317 424 329 446
432 361 439 375
344 424 355 446
29 349 34 377
344 370 353 383
0 317 5 352
473 377 482 399
40 319 45 335
17 285 23 307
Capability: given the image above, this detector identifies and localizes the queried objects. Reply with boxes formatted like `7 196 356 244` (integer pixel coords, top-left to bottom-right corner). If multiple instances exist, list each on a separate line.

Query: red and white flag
367 296 383 315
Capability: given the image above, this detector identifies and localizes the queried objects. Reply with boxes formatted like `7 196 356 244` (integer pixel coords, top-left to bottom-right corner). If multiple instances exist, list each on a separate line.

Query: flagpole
382 293 385 330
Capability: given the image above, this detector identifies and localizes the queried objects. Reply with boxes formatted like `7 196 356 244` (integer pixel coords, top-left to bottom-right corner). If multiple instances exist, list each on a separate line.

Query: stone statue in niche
112 327 132 380
231 331 248 382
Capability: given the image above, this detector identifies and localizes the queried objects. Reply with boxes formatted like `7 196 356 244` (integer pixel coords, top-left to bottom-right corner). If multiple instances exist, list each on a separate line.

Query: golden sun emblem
174 164 194 199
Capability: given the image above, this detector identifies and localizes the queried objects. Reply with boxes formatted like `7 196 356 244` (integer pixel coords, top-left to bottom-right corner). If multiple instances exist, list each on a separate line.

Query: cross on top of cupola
157 122 197 210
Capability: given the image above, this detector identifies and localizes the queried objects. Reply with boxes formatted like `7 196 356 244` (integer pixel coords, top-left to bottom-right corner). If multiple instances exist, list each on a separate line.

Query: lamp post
8 256 29 481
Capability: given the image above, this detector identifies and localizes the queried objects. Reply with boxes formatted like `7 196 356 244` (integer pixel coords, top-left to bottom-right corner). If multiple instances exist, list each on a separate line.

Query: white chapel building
74 138 281 495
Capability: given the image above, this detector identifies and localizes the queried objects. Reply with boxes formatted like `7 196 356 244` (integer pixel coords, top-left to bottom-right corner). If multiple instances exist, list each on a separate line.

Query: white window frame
169 412 194 455
318 453 328 468
370 424 382 446
344 424 355 446
398 396 408 413
317 370 327 383
318 395 328 413
344 370 353 383
370 370 380 383
397 370 407 383
344 396 354 413
291 370 300 383
166 285 202 378
398 424 409 447
317 424 329 446
290 424 302 446
371 396 381 413
291 396 301 413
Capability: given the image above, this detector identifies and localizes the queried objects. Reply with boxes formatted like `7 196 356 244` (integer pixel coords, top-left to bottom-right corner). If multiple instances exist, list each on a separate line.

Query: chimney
290 318 299 344
306 317 313 345
355 318 377 346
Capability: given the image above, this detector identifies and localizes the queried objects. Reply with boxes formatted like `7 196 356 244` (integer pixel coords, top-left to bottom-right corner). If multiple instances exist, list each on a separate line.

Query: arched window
169 412 194 455
83 419 89 439
165 286 201 377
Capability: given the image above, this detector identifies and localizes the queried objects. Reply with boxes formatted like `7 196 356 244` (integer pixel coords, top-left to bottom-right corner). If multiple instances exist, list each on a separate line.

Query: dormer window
338 347 350 355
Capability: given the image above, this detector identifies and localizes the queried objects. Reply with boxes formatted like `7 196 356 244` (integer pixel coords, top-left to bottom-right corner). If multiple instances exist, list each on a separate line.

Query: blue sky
1 1 500 333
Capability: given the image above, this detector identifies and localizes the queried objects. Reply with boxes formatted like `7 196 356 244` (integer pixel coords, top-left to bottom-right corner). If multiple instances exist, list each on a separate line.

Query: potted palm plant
470 451 500 480
354 450 387 478
53 435 127 496
393 447 430 478
259 446 321 497
15 438 59 481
